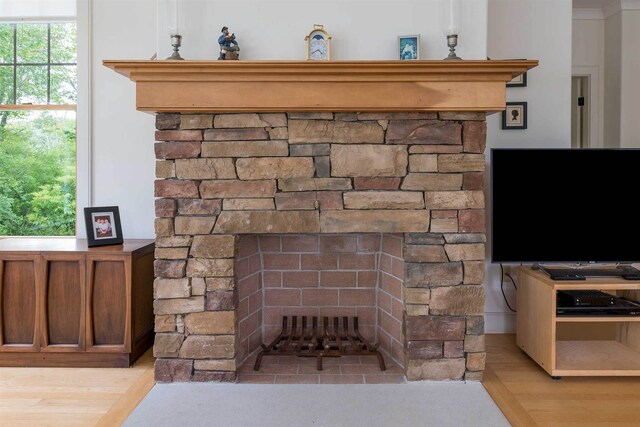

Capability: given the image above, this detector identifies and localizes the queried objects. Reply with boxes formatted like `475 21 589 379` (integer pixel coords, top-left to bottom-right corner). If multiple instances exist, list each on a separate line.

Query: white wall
84 0 570 333
485 0 572 332
84 0 157 238
82 0 488 240
604 11 621 147
572 17 605 147
157 0 488 61
573 19 604 69
620 10 640 148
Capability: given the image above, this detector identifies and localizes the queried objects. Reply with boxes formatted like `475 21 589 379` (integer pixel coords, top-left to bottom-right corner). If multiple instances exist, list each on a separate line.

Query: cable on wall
500 263 517 312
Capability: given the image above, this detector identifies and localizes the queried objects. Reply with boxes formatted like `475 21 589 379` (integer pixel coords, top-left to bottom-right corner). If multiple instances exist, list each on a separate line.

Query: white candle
165 0 181 36
446 0 461 36
175 0 181 35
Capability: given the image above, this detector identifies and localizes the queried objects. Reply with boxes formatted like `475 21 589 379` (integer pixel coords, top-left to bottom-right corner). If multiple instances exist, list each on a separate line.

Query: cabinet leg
551 376 562 380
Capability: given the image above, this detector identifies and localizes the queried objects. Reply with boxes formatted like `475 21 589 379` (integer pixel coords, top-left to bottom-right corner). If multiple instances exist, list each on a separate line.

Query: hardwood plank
0 391 122 400
485 334 640 427
0 349 154 426
0 413 102 427
95 363 155 426
482 365 537 427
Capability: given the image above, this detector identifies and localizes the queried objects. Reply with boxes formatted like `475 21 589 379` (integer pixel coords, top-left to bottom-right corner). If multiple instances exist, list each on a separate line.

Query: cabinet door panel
42 257 85 351
86 256 130 352
0 259 39 351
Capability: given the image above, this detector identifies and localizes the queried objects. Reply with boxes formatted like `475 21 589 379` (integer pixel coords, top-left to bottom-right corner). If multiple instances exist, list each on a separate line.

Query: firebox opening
236 234 405 381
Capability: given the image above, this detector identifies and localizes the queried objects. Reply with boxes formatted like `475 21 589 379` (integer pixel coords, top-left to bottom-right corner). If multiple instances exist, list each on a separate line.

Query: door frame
572 66 602 148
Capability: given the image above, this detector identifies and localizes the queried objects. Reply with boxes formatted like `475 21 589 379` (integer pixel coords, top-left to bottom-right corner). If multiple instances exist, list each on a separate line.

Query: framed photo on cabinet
84 206 123 247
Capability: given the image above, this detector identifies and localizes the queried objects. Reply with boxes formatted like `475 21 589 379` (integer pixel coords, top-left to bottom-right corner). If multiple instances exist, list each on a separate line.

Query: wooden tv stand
517 267 640 377
0 238 154 367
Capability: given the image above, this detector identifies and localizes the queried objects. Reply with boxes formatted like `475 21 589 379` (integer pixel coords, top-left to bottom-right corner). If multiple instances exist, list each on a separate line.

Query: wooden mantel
103 60 538 113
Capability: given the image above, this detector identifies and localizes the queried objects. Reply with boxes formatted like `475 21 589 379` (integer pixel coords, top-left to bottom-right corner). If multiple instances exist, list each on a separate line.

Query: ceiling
573 0 611 8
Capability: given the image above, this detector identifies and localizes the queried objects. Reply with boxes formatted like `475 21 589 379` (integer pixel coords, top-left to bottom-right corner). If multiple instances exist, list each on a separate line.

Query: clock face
309 32 328 60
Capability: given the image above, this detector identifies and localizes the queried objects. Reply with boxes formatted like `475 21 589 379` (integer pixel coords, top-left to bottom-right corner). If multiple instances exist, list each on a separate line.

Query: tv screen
491 149 640 263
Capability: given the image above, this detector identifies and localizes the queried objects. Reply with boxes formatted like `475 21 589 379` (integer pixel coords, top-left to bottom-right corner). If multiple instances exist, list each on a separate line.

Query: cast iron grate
254 315 386 371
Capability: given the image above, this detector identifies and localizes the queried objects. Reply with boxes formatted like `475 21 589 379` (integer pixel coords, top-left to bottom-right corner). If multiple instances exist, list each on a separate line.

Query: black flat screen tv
491 149 640 263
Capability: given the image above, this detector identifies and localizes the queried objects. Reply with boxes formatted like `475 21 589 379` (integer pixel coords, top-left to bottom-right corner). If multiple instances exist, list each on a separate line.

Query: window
0 21 76 236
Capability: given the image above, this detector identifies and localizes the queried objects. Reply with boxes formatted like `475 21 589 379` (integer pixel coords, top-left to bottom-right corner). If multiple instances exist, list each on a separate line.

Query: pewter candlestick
444 34 462 60
166 34 184 60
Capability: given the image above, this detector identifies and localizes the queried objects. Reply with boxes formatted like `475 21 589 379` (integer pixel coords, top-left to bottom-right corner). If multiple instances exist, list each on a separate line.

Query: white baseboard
484 312 516 333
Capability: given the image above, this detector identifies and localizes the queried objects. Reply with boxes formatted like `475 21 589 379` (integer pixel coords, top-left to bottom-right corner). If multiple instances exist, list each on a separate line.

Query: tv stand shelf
517 268 640 377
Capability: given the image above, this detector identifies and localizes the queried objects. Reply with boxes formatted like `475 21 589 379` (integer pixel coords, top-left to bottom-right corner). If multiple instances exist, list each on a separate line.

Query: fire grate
254 316 386 371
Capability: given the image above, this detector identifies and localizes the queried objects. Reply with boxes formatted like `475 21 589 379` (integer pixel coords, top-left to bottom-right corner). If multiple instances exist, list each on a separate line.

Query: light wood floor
3 336 640 426
0 350 154 427
484 334 640 426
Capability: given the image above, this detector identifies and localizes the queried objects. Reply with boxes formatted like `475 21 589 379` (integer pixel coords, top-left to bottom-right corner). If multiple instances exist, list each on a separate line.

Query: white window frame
0 12 88 238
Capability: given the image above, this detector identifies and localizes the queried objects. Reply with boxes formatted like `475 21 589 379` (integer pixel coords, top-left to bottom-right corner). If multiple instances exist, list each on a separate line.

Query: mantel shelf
103 59 538 113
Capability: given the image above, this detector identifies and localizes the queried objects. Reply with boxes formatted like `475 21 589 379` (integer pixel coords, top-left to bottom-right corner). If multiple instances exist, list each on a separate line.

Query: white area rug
124 383 509 427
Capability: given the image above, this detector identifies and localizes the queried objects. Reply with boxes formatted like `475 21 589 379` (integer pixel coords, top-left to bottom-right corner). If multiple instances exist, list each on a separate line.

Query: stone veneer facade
152 111 487 383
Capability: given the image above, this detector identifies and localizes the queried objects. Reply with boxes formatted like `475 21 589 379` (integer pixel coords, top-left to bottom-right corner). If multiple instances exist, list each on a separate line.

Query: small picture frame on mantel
84 206 124 247
507 71 527 87
502 102 528 130
398 35 420 60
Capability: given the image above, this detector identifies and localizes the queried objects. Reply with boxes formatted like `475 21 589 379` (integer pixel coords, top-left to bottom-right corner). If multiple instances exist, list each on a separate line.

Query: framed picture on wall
507 71 527 87
398 35 420 60
84 206 124 247
502 102 528 130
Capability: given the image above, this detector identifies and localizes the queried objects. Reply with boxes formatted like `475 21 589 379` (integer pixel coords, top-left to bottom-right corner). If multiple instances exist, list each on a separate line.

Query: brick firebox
235 233 407 370
152 111 487 383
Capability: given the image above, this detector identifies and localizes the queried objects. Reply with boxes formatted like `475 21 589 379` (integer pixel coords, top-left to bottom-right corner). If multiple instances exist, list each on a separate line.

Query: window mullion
47 23 51 104
13 24 17 104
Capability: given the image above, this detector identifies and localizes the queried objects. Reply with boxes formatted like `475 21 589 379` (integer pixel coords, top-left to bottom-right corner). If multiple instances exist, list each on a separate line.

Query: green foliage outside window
0 111 76 236
0 22 77 236
0 22 77 107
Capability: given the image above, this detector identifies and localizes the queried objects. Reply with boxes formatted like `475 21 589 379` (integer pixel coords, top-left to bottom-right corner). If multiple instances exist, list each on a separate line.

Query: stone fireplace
104 59 537 383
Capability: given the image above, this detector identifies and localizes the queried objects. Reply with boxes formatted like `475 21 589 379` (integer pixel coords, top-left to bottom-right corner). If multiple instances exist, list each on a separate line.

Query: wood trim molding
0 105 76 111
573 8 605 20
103 60 538 113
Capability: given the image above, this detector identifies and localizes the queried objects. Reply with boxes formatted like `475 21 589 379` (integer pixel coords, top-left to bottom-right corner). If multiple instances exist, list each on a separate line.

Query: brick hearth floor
238 352 405 384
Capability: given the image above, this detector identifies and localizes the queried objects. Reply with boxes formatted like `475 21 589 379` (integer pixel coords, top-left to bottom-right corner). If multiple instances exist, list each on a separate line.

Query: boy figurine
218 26 240 60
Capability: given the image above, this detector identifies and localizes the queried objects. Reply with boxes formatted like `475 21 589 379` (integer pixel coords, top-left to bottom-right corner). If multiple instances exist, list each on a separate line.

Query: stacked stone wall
153 112 486 382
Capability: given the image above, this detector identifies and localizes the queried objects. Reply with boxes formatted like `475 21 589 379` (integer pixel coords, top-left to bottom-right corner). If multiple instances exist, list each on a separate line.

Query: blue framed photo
398 35 419 60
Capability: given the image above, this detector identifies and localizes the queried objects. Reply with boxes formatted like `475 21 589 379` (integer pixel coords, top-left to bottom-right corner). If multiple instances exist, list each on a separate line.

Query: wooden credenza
0 238 154 367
